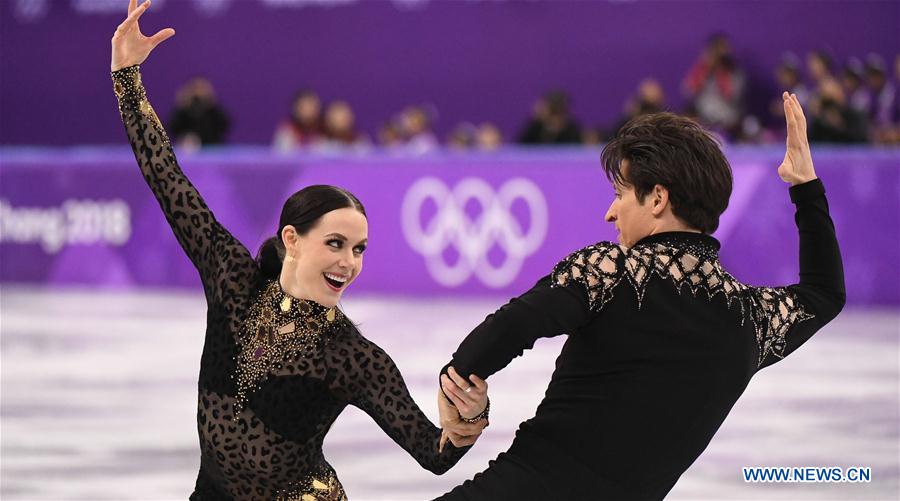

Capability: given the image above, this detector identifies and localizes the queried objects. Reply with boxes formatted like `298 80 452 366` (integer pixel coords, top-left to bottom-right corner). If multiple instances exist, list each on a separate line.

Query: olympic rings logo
401 177 548 288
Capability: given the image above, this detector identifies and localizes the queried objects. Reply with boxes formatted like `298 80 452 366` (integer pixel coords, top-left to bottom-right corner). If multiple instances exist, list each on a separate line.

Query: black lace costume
438 181 845 500
112 66 469 500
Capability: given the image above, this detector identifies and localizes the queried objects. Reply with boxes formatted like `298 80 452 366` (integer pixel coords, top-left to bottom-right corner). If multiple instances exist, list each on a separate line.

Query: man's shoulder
550 241 627 311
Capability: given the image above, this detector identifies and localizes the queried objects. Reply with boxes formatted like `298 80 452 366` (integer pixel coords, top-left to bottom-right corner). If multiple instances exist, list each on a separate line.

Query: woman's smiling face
286 207 368 307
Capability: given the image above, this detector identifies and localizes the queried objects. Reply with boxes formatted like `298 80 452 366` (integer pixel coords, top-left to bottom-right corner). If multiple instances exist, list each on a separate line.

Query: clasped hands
437 367 489 453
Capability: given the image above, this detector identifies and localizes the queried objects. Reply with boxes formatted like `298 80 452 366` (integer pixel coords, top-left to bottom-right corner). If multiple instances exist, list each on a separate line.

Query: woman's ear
281 225 299 257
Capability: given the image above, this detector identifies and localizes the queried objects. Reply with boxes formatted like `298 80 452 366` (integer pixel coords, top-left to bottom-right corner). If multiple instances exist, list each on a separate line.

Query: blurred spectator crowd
168 34 900 150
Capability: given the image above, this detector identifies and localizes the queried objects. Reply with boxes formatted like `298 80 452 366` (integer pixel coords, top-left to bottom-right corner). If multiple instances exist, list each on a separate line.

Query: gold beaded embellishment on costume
275 467 347 501
111 65 168 141
552 240 814 367
233 280 345 414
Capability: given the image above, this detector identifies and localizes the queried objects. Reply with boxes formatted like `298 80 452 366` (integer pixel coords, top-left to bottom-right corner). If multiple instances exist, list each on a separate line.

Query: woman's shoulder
328 320 394 361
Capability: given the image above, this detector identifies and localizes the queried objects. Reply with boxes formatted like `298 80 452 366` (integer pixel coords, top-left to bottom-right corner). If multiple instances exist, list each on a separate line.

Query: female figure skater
110 2 489 499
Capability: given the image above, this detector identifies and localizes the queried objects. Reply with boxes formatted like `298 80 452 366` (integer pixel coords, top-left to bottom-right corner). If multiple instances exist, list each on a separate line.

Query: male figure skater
436 93 845 500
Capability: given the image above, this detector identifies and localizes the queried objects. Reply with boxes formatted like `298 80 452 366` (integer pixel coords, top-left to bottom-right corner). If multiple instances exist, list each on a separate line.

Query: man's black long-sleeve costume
438 180 845 500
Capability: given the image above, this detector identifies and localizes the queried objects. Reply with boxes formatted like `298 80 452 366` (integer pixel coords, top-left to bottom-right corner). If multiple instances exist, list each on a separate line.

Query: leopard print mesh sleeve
111 65 256 306
332 331 470 474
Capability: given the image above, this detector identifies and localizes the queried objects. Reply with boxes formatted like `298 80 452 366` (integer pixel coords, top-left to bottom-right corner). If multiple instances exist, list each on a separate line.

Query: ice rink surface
2 287 898 500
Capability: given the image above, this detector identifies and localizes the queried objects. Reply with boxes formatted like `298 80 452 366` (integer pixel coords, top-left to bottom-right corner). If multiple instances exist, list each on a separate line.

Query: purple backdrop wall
1 147 898 306
1 0 898 146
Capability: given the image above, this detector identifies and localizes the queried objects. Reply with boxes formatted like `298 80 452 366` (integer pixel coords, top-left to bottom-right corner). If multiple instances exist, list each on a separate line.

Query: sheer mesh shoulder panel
551 242 625 312
623 241 815 369
112 65 256 309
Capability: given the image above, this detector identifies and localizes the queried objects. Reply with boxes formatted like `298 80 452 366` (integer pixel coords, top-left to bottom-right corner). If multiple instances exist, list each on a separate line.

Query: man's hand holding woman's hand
437 367 489 452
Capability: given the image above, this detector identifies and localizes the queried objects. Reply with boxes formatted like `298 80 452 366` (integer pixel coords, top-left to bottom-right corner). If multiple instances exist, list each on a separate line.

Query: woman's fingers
118 0 149 32
446 430 478 448
127 0 138 15
149 27 175 47
445 420 486 436
439 431 449 453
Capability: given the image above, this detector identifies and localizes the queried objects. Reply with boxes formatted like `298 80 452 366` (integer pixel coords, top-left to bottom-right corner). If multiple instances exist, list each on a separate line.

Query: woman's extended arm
111 0 255 303
333 331 485 474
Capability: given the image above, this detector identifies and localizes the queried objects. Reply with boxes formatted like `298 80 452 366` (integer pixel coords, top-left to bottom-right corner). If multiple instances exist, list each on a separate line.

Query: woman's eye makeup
326 238 366 254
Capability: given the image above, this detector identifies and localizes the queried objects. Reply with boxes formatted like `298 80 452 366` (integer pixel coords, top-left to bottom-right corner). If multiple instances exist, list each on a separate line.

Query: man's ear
651 184 670 216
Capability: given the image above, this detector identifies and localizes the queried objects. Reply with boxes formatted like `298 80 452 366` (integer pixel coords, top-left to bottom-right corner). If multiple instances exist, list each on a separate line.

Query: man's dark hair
601 113 733 234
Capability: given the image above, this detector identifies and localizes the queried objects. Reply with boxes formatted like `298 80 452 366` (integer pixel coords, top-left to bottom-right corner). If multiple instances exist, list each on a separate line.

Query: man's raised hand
778 92 817 186
111 0 175 71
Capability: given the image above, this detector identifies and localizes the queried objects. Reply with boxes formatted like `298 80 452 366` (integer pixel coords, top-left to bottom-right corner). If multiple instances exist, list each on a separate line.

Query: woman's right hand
111 0 175 72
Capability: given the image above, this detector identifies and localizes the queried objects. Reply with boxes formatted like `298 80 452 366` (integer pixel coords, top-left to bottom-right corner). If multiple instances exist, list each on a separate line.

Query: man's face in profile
604 161 656 248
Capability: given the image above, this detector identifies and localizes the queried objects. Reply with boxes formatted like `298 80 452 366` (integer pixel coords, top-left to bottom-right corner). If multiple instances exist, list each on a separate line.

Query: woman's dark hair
601 113 733 234
257 185 366 282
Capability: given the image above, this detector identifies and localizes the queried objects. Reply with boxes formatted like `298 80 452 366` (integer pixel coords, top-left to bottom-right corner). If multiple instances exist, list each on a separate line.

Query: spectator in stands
778 54 810 105
377 119 403 148
886 54 900 144
400 105 439 153
807 77 868 143
169 77 229 148
841 58 870 115
865 54 897 131
518 91 582 144
273 90 323 151
475 122 503 151
807 50 835 87
769 55 810 127
607 78 667 140
320 100 367 149
682 33 746 135
447 122 476 150
582 128 603 146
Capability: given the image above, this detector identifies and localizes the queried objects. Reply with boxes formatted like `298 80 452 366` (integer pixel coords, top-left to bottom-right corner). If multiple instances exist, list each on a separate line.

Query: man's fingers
128 0 138 15
149 28 175 47
447 367 472 392
783 92 796 128
791 94 808 132
441 381 469 412
468 374 488 391
784 95 800 142
441 374 470 407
